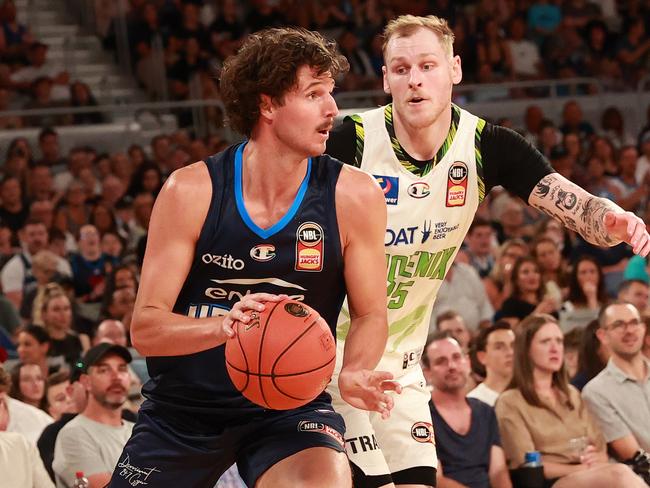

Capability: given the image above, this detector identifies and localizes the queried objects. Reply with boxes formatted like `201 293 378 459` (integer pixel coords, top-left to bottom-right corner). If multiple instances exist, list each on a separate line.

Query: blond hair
383 15 455 58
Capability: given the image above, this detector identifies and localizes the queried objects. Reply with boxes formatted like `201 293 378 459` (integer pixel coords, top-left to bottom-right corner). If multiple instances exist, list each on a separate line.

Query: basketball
225 299 336 410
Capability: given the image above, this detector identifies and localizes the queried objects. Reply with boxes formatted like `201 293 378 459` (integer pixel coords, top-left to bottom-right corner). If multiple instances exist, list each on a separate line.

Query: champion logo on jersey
373 175 399 205
250 244 276 262
407 181 430 199
295 222 323 272
446 161 468 207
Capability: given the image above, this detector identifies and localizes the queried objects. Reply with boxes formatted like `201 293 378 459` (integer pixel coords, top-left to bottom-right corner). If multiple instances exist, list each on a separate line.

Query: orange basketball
225 299 336 410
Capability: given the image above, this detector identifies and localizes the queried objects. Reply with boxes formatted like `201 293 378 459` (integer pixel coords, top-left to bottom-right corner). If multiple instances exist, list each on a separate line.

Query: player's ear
259 94 274 121
451 55 462 85
382 66 390 95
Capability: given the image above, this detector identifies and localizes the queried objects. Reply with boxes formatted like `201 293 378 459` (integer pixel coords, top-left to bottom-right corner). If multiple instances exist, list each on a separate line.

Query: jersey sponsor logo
187 303 229 318
385 226 419 246
346 434 380 454
386 246 456 309
402 347 423 369
411 422 433 443
446 161 468 207
407 181 430 199
295 222 323 272
201 253 245 270
250 244 276 262
203 278 306 302
430 220 460 241
298 420 344 447
374 175 399 205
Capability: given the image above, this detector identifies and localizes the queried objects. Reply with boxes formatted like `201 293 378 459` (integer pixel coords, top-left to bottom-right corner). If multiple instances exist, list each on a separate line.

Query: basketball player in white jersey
326 14 650 488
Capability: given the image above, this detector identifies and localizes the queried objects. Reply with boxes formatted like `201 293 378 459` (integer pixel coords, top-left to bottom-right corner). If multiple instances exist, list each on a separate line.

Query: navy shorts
108 400 346 487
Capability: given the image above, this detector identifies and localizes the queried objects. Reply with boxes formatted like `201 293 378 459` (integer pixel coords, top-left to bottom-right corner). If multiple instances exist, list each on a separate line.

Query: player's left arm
528 172 650 255
482 124 650 256
335 164 400 417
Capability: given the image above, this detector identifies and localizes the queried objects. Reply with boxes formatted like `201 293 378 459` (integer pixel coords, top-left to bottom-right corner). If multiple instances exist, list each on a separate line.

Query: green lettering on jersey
428 247 457 280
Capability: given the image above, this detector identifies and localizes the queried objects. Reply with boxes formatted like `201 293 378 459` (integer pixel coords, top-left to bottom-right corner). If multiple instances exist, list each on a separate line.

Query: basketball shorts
107 399 346 487
328 364 438 487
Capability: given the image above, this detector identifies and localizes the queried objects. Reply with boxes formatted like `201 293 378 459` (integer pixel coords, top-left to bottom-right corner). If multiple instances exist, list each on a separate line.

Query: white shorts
327 363 438 483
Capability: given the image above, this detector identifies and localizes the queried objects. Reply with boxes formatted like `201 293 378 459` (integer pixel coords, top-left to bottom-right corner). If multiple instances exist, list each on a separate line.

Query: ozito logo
411 422 433 443
250 244 276 262
201 253 245 270
374 175 399 205
408 181 430 199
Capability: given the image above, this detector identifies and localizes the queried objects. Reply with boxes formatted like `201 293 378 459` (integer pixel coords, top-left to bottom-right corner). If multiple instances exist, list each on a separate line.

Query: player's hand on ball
338 369 402 420
221 293 289 342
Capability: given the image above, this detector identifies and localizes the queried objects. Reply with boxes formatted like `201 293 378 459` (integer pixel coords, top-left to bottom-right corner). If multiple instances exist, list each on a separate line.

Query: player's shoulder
336 164 383 202
159 160 211 204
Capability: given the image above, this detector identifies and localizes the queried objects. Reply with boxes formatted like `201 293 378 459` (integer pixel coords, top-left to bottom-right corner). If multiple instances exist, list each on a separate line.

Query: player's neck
392 104 452 161
241 138 309 204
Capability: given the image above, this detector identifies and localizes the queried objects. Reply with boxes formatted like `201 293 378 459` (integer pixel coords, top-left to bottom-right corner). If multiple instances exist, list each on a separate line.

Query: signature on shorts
117 454 161 486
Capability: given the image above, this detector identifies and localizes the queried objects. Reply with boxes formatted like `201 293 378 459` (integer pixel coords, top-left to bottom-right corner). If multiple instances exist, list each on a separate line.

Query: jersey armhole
475 118 487 204
347 114 364 168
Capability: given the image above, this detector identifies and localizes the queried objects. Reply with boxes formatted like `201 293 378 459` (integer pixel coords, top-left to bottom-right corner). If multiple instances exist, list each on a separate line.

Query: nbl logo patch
298 420 344 447
446 161 468 207
295 222 323 272
411 422 433 443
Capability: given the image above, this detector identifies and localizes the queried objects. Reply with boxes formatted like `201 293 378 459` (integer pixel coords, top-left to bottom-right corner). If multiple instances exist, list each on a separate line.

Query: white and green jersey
335 104 486 375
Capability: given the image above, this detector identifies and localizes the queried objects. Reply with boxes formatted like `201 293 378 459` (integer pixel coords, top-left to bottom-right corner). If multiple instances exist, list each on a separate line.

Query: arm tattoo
530 174 621 247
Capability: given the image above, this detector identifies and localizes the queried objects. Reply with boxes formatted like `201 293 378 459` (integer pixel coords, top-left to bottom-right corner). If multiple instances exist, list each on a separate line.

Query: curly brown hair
220 27 349 137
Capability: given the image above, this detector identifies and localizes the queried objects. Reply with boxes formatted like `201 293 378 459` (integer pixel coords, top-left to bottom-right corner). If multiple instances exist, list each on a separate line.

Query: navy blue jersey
143 143 347 421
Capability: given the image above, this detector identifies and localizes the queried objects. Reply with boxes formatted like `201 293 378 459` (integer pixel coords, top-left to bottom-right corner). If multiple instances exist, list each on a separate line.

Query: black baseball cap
71 343 132 382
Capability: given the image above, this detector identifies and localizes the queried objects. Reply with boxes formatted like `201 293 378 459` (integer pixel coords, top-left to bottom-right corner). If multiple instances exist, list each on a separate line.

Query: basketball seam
230 321 251 393
257 300 281 409
226 356 335 378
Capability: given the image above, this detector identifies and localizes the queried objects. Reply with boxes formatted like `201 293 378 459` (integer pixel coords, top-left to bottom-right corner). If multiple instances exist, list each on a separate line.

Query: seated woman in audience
9 363 47 412
495 257 559 327
40 284 88 368
571 319 610 390
44 371 75 421
484 238 530 310
15 324 63 377
495 314 644 488
532 236 567 291
560 256 608 331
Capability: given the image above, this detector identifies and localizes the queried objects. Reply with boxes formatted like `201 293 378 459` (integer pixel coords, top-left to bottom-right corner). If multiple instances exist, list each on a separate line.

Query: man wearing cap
52 343 133 488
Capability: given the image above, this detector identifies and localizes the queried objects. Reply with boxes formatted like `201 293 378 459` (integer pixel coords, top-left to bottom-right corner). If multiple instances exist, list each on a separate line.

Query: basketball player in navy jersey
108 28 399 488
325 14 650 488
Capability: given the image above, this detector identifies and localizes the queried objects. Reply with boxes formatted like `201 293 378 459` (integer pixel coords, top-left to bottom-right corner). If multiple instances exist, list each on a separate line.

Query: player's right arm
130 162 282 357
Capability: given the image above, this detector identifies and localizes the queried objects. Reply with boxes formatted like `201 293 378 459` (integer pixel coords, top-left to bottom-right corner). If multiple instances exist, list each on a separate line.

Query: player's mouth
408 96 426 105
317 124 333 138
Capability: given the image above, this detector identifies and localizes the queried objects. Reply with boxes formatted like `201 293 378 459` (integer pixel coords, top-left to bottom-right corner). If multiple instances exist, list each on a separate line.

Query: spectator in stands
495 314 644 487
52 343 134 488
527 0 562 45
0 0 33 62
23 76 72 128
431 261 495 332
435 311 472 353
617 279 649 315
582 303 650 467
468 322 515 407
41 283 87 368
28 165 58 203
463 217 496 278
532 236 566 290
588 135 618 176
0 363 53 444
15 325 54 377
103 287 136 332
246 0 286 33
0 175 29 232
150 134 172 174
127 144 147 168
611 145 646 213
35 128 67 172
636 132 650 186
0 86 22 129
337 29 378 91
484 238 529 310
563 327 582 378
127 161 163 198
53 147 93 194
45 371 74 422
477 18 512 81
616 18 650 88
128 192 154 250
101 232 125 261
6 136 34 166
572 319 610 390
89 202 118 237
0 365 54 488
496 256 558 326
101 175 127 210
69 80 103 125
601 106 636 150
54 180 91 238
506 15 543 80
584 155 620 201
9 363 47 412
208 0 245 61
70 224 116 305
560 100 595 142
1 219 72 310
10 41 69 101
422 333 512 488
521 104 545 145
560 256 607 331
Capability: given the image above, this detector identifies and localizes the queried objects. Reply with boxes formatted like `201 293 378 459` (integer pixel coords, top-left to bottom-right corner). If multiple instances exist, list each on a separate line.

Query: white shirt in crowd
6 397 54 444
0 431 55 488
467 382 500 407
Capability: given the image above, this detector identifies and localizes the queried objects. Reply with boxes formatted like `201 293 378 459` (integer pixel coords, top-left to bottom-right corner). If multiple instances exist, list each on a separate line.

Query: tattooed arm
528 173 650 256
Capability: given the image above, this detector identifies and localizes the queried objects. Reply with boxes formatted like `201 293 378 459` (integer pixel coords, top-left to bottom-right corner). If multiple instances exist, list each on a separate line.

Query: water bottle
72 471 89 488
522 451 543 468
